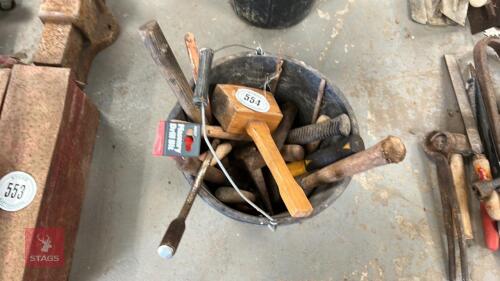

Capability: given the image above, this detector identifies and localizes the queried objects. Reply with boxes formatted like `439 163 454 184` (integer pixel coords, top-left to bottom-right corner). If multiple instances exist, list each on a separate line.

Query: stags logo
38 234 52 253
25 228 64 267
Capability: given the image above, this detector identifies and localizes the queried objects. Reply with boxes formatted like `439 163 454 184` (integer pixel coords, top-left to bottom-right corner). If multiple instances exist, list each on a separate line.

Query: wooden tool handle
249 168 273 214
215 187 257 204
209 143 233 166
301 136 406 190
473 154 492 181
280 144 305 162
139 21 202 123
173 119 251 141
484 191 500 220
246 121 313 217
173 157 226 184
449 154 473 240
184 32 200 81
237 102 298 171
287 160 309 177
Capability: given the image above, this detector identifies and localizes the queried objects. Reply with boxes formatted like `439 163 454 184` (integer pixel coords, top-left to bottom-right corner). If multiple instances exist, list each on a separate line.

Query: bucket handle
214 43 264 56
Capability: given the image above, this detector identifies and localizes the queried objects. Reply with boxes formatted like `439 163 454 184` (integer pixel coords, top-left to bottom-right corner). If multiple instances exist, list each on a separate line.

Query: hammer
211 84 313 217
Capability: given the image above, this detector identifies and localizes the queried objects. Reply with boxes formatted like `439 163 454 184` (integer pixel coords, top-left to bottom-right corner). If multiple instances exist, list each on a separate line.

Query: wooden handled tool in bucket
212 84 313 217
300 136 406 190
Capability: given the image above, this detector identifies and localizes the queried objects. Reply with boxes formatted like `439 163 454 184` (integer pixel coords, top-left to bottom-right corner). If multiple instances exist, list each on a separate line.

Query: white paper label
235 88 270 113
0 171 37 212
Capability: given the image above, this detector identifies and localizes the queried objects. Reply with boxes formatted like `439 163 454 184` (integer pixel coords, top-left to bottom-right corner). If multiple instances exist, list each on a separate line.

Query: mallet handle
246 121 313 218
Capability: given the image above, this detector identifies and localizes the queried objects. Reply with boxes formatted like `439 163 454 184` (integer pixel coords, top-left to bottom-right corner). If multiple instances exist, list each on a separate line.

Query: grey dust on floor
1 0 499 280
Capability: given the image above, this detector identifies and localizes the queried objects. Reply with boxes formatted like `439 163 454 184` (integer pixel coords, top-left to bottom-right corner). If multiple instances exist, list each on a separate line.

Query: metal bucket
231 0 316 29
168 52 361 225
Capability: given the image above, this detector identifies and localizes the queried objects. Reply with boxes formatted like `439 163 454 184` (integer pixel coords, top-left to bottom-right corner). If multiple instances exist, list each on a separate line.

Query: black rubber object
306 135 365 171
193 48 214 107
169 52 362 225
286 114 351 145
231 0 316 29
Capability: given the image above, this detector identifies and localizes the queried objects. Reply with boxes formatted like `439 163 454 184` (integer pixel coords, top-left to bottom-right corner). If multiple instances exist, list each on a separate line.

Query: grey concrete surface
1 0 499 280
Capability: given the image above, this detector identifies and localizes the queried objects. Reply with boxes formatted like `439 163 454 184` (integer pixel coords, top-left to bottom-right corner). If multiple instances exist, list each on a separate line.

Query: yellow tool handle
287 160 311 177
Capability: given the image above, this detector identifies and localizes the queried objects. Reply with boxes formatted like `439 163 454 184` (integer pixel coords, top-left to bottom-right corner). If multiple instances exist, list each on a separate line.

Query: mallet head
212 84 283 134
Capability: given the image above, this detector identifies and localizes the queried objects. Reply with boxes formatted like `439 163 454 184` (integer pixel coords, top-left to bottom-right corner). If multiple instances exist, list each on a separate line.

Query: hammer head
212 84 283 134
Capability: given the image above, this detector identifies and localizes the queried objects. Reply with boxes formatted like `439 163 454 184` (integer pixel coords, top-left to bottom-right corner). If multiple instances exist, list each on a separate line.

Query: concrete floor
1 0 500 280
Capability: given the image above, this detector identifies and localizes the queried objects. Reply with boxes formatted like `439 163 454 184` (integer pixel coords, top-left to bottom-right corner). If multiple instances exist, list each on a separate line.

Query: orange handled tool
472 157 499 251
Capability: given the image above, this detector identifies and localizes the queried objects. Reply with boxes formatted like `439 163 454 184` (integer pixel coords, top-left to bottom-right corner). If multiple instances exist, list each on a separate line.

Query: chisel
158 140 220 259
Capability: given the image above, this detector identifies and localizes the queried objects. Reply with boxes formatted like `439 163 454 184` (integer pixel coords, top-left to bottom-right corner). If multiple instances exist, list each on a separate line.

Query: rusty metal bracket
34 0 119 82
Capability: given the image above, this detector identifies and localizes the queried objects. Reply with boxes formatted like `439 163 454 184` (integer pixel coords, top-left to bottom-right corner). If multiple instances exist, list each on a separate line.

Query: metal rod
157 140 220 259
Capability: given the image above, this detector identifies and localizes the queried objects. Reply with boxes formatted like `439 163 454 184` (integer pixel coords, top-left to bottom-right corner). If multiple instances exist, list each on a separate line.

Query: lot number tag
235 88 270 113
0 171 37 212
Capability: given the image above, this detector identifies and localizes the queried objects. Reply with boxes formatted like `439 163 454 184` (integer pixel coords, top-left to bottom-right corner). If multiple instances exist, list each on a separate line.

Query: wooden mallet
212 84 313 217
